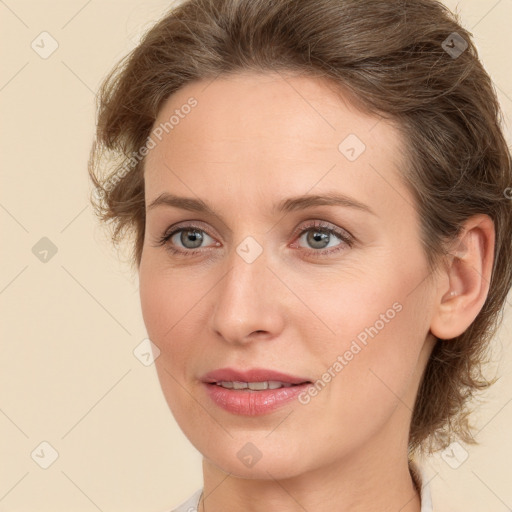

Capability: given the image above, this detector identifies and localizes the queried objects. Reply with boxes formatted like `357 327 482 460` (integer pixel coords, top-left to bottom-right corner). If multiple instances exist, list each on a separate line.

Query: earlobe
430 214 495 341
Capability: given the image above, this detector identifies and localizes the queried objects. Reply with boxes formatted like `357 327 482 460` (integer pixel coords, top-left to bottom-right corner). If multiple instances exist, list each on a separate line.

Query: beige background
1 0 511 510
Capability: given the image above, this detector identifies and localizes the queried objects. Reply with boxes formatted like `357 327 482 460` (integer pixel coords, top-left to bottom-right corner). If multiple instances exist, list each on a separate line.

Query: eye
291 220 354 257
153 220 354 258
154 222 220 256
170 227 213 250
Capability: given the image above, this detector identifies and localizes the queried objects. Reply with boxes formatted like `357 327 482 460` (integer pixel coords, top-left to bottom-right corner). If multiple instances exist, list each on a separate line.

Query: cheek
138 261 187 385
139 258 194 343
139 262 197 419
139 269 168 342
303 263 421 353
337 302 419 391
138 259 211 378
304 273 428 422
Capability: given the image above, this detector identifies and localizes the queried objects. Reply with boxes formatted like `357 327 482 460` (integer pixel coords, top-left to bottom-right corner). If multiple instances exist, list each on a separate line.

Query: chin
197 433 317 480
208 452 307 480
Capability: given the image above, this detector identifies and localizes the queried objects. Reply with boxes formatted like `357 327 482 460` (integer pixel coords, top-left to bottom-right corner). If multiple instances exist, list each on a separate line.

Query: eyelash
154 220 354 258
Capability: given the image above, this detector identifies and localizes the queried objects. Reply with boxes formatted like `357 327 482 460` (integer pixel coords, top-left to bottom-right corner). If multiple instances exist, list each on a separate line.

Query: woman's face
139 71 438 478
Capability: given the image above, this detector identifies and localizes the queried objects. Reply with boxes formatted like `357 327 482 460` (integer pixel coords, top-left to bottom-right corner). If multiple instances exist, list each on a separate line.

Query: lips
200 367 311 385
200 367 313 415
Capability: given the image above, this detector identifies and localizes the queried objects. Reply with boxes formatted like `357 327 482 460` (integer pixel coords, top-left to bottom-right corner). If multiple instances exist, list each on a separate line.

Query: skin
138 71 495 512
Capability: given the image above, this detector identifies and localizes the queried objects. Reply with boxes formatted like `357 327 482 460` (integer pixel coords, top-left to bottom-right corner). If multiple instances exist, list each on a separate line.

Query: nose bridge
209 238 283 343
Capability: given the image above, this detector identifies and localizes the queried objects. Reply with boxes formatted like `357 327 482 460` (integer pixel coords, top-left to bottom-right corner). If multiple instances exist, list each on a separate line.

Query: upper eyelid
165 221 219 241
166 219 344 235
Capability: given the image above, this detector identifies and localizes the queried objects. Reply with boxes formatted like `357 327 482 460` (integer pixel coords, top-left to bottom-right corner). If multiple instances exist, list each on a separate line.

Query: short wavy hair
88 0 512 455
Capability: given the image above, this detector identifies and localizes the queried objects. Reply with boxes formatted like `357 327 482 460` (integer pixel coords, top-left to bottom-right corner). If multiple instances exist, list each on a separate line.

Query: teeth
248 381 267 390
216 381 295 390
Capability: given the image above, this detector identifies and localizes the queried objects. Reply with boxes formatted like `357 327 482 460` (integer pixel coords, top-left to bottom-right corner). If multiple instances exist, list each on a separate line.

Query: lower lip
203 382 311 415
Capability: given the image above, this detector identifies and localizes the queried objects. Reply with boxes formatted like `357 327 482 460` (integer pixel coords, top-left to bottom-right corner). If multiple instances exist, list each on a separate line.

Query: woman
88 0 512 510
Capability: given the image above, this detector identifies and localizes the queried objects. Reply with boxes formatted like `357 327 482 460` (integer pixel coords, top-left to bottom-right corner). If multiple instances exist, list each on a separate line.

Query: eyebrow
146 192 376 218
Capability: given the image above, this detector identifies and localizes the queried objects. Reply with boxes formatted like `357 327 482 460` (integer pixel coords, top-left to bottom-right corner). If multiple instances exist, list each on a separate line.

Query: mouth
200 368 313 415
209 380 310 391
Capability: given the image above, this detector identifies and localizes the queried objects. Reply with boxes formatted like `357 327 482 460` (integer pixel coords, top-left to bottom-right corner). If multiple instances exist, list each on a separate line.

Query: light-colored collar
409 459 434 512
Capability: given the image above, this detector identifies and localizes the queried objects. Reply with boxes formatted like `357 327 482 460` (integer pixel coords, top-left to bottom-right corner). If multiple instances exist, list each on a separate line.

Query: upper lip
201 367 311 385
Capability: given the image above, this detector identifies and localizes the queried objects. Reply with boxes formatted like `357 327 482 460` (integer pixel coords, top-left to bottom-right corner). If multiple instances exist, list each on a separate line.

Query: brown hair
88 0 512 455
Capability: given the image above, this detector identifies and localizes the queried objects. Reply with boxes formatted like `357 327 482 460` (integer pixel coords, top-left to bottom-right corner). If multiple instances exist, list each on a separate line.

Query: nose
209 244 285 345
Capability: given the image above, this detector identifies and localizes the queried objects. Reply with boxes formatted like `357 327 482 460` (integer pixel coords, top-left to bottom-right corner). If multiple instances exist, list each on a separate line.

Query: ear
429 214 495 341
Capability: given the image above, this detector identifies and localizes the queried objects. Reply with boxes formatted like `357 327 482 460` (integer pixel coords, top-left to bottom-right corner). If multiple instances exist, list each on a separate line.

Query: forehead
149 70 399 151
143 71 411 218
